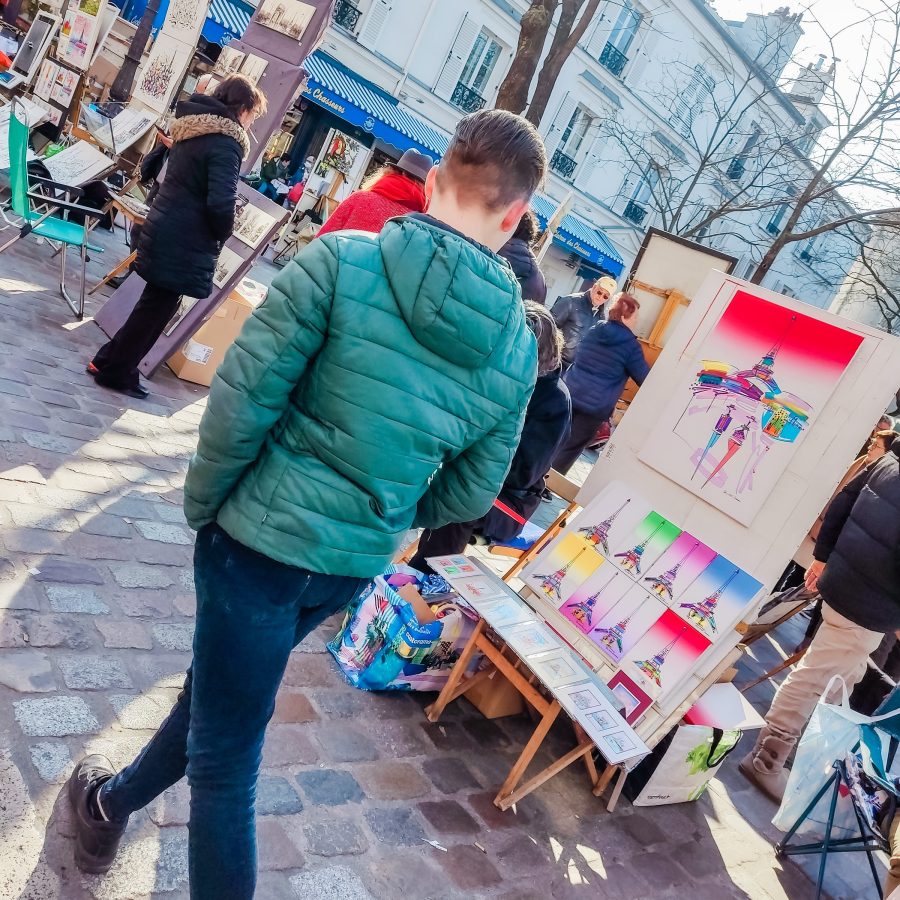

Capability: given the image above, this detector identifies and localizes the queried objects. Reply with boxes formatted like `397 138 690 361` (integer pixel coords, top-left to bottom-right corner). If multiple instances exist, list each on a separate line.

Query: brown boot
738 725 796 802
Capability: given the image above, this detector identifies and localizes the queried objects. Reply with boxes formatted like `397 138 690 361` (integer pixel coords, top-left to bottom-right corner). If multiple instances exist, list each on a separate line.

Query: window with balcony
727 126 761 182
599 0 642 78
332 0 362 33
671 65 715 137
551 106 594 180
623 165 658 224
451 29 502 113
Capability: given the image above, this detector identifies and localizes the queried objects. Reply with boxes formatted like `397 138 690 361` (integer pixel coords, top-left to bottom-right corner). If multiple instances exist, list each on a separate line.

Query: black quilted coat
815 439 900 632
135 94 249 299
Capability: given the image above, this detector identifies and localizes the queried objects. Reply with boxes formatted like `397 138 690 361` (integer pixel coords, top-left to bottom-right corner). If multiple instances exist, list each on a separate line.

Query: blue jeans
99 524 364 899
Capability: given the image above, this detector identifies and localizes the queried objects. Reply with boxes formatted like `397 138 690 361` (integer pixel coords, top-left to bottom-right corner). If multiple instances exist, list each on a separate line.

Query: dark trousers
92 282 181 389
98 524 363 900
552 408 607 475
409 520 478 574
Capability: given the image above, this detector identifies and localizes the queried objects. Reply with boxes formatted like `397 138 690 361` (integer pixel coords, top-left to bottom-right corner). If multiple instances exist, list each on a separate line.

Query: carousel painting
640 290 864 524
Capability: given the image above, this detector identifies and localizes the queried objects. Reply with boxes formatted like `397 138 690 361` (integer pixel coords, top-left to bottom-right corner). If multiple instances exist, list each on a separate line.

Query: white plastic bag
773 676 900 837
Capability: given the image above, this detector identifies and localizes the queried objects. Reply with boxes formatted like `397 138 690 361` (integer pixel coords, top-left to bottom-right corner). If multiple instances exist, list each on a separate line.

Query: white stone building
288 0 859 308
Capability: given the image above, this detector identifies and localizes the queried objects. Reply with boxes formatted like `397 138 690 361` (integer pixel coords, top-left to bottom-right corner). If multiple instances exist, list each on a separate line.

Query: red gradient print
715 291 863 375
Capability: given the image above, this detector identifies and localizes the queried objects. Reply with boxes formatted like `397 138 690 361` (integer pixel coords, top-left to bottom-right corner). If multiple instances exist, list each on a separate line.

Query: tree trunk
495 0 557 114
526 0 602 127
748 240 784 284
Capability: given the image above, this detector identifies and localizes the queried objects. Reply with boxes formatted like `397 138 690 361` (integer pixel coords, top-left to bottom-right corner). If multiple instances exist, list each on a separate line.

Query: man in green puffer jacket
68 110 547 897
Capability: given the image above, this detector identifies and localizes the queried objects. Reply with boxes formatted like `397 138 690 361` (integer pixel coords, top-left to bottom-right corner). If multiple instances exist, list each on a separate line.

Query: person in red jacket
316 147 431 236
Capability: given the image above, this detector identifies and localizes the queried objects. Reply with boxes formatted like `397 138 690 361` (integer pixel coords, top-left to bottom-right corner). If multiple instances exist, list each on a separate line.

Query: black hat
395 148 433 182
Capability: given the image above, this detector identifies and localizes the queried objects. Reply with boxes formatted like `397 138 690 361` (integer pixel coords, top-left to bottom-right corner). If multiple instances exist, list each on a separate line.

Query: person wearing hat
552 275 617 369
316 148 432 236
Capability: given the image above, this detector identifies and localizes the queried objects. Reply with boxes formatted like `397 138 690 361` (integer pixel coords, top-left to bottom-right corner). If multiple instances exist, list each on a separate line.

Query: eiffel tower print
579 499 630 555
644 541 701 601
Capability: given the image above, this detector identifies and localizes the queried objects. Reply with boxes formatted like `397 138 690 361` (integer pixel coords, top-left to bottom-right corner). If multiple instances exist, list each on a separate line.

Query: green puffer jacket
183 216 538 577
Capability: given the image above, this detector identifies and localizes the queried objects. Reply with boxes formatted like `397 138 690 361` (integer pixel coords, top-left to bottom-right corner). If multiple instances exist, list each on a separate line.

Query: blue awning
531 194 625 278
202 0 251 45
303 52 451 160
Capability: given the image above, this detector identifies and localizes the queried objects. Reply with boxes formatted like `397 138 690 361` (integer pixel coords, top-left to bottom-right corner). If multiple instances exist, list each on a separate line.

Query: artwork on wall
523 533 604 607
34 60 60 102
255 0 315 40
214 45 245 77
212 246 244 289
132 33 189 114
233 202 278 250
619 609 712 699
560 567 631 635
239 53 267 86
574 481 651 557
673 554 763 640
639 290 865 525
641 532 716 604
163 0 209 45
610 511 681 578
590 585 667 663
607 670 653 725
50 68 79 106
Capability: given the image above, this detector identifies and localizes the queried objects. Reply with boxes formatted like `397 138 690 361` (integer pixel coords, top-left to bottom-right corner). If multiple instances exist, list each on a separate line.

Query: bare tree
494 0 602 123
831 225 900 332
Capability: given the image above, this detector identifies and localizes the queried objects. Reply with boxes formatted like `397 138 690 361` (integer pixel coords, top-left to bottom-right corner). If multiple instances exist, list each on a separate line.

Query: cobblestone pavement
0 229 877 899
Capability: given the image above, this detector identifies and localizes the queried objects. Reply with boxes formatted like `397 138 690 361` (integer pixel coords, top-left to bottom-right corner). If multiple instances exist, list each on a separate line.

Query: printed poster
132 32 190 114
255 0 315 40
640 290 864 525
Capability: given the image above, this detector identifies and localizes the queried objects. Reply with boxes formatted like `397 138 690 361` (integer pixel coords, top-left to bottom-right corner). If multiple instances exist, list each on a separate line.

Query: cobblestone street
0 231 877 899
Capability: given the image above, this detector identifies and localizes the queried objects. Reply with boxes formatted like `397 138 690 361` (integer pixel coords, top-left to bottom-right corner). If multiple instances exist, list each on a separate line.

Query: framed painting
522 533 604 607
560 567 631 636
589 584 667 664
640 531 716 606
607 670 653 725
609 511 681 580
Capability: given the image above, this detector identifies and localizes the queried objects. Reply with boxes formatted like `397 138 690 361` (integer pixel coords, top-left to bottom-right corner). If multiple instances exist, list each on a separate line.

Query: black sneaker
68 755 128 874
540 488 553 502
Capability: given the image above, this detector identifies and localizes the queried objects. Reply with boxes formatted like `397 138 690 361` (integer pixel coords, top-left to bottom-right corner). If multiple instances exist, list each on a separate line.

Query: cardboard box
167 279 267 387
466 669 525 719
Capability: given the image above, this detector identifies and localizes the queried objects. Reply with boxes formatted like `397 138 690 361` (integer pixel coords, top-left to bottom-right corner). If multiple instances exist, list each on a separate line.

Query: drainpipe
392 0 438 99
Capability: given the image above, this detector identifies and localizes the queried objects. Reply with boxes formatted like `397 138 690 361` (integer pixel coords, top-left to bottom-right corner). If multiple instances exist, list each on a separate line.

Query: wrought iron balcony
450 82 487 113
550 149 577 180
726 158 745 181
623 200 647 224
332 0 361 32
599 42 628 77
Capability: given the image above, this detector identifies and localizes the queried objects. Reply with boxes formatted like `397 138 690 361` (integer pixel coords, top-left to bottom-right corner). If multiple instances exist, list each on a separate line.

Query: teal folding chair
0 100 104 319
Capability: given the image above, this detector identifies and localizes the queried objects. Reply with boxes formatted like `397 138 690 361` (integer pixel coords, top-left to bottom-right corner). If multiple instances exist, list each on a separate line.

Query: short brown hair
608 293 640 322
438 109 546 211
213 74 267 121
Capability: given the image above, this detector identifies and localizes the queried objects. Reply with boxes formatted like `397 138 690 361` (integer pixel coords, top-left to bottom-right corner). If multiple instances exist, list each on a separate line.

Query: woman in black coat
409 303 570 571
88 76 266 399
499 210 547 304
552 293 650 474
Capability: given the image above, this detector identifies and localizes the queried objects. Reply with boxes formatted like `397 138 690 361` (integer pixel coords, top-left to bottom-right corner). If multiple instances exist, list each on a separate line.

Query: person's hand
805 560 825 592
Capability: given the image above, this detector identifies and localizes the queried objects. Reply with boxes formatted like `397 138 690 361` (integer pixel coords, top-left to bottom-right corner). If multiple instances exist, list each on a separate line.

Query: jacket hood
172 94 250 159
591 319 634 345
379 216 527 368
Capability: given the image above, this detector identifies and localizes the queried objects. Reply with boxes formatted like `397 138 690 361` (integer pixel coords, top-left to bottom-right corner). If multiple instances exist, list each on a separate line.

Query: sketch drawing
133 33 188 113
42 139 112 186
214 45 245 77
239 53 267 86
164 0 209 44
640 290 864 525
212 246 244 289
255 0 315 39
233 203 277 250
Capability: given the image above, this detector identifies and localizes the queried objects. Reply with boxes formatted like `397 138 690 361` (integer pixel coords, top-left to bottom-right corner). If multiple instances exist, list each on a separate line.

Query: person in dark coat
552 274 616 367
552 293 649 474
87 76 266 399
409 302 570 571
740 437 900 803
499 210 546 303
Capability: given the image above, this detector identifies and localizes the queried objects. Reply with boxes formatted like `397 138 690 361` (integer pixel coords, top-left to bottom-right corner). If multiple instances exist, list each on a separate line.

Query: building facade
288 0 858 308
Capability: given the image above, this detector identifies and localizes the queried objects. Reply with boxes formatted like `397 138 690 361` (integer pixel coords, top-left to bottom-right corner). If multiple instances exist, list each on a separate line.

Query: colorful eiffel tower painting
614 521 665 574
579 499 630 554
533 547 590 603
644 540 700 601
562 568 618 631
680 569 739 634
634 630 684 687
593 614 633 656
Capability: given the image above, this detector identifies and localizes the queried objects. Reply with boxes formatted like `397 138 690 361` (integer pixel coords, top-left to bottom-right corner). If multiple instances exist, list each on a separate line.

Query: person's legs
408 521 478 574
740 602 883 801
92 283 181 390
552 409 604 475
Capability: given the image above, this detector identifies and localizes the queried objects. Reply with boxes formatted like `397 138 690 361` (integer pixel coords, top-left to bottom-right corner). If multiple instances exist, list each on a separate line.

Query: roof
303 52 451 159
531 194 625 277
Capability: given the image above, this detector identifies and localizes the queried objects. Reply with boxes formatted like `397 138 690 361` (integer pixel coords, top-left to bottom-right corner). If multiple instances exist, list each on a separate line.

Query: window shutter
585 18 608 58
358 0 392 49
543 92 578 159
433 15 481 101
626 22 660 86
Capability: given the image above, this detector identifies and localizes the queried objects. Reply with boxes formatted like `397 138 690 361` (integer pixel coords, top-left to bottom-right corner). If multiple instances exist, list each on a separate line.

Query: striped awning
303 52 451 159
531 194 625 277
203 0 251 44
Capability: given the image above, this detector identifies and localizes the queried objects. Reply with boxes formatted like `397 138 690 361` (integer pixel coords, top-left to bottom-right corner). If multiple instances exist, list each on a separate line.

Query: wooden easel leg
606 767 628 812
496 739 594 810
493 700 561 808
89 250 136 295
592 763 620 798
425 619 485 723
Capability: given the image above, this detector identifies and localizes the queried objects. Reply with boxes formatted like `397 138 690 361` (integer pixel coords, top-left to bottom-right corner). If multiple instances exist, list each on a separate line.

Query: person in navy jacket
552 293 649 474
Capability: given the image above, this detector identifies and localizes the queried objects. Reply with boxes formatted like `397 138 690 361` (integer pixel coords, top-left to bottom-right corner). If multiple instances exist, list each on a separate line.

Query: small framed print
476 596 534 630
428 555 479 576
452 575 507 604
501 621 562 659
582 707 620 733
529 649 590 689
598 729 639 763
607 670 653 725
559 682 606 713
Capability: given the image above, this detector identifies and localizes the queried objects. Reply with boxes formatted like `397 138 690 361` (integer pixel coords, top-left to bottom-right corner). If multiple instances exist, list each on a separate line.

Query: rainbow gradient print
524 533 603 607
642 532 716 605
611 512 681 579
561 567 631 634
590 585 667 663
